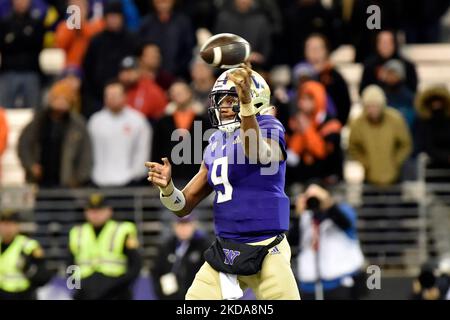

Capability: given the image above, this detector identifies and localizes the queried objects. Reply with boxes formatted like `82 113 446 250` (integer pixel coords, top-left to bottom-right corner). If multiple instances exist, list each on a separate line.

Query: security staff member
68 193 142 300
0 210 53 300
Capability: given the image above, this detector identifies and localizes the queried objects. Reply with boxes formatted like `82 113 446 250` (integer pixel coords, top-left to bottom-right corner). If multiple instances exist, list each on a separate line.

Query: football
200 33 251 69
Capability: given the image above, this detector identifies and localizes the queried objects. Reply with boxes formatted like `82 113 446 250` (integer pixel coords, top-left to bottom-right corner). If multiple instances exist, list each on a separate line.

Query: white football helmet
208 68 271 133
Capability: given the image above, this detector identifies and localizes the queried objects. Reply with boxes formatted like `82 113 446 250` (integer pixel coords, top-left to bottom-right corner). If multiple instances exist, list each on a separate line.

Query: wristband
158 179 175 196
239 102 257 117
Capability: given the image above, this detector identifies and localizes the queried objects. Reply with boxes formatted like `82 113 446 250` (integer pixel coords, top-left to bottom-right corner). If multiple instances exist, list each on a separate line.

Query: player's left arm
228 65 284 162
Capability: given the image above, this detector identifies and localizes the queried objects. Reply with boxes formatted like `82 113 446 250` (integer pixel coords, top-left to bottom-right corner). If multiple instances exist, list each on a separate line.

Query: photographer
410 258 450 300
295 184 365 300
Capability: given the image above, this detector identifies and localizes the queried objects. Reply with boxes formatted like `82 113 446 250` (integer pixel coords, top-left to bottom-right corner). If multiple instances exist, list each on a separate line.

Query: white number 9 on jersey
211 157 233 203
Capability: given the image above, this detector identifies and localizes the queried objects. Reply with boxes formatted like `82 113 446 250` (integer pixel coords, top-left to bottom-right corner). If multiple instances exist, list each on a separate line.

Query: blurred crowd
1 0 450 300
0 0 449 190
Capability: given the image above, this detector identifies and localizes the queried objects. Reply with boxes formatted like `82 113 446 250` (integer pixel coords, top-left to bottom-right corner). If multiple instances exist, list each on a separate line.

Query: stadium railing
2 176 449 277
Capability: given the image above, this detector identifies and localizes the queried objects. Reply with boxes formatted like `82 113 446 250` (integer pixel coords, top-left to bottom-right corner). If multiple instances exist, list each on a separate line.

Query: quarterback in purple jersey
145 65 300 300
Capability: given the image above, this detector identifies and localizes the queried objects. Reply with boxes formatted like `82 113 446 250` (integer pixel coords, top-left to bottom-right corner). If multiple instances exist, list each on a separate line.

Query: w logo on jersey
223 249 240 265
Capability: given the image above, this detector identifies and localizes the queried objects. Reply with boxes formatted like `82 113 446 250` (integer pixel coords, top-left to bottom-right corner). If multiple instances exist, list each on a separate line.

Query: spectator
88 80 151 187
415 86 450 169
55 0 105 69
190 59 215 109
82 0 138 118
359 30 418 94
269 65 292 131
18 80 92 188
214 0 272 68
0 210 53 300
68 193 142 300
284 0 341 66
59 66 83 113
0 0 45 109
286 81 343 185
115 0 141 32
0 107 8 182
139 0 195 78
295 184 365 300
178 0 218 31
118 56 168 122
85 0 141 31
341 0 403 63
0 0 49 19
410 262 449 300
152 81 210 183
151 214 210 300
139 41 176 91
348 85 412 186
402 0 450 43
297 33 351 125
380 59 416 130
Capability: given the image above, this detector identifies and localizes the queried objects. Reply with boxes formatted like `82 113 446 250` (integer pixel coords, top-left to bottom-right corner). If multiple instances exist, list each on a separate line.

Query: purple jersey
203 115 290 243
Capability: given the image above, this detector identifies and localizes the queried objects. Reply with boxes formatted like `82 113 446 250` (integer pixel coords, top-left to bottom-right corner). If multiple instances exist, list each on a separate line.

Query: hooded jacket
415 86 450 166
359 44 418 94
287 81 343 183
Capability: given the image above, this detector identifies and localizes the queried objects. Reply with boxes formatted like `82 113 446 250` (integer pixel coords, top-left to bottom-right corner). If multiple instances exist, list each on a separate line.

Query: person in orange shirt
118 56 168 122
286 80 343 186
0 107 8 182
54 0 104 68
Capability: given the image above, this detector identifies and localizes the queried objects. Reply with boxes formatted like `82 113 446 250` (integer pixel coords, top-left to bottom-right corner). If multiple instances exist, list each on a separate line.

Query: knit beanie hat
361 85 386 107
48 80 76 104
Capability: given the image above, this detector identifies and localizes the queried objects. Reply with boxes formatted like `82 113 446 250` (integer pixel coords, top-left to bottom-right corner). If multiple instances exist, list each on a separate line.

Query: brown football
200 33 251 69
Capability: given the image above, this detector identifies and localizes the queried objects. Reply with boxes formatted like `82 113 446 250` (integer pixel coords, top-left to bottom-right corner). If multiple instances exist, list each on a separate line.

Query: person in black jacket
283 0 342 66
0 0 45 109
81 0 139 118
139 0 195 79
340 0 403 63
214 0 272 69
402 0 450 44
151 214 210 300
415 86 450 179
359 30 418 95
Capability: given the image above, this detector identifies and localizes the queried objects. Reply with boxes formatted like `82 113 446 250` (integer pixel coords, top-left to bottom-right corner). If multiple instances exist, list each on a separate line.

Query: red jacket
126 76 168 120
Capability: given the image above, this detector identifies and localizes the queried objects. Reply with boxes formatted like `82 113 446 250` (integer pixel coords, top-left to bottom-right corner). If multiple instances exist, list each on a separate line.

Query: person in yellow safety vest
0 210 53 300
68 193 142 300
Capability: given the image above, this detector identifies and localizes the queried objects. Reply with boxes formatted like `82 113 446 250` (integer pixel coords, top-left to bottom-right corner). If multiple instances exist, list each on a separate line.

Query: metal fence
1 160 449 277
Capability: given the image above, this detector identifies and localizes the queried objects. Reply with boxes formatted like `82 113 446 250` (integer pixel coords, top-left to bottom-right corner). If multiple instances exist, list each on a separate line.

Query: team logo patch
223 249 240 265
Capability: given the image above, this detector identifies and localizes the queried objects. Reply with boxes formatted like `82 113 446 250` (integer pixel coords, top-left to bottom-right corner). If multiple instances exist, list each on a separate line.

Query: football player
145 65 300 300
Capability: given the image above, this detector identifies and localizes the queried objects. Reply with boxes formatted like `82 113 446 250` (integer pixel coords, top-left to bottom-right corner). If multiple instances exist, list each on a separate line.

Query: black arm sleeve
96 240 143 299
327 204 352 231
24 255 54 288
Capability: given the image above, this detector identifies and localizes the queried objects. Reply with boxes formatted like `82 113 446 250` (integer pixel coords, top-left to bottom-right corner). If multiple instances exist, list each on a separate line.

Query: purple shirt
203 115 290 243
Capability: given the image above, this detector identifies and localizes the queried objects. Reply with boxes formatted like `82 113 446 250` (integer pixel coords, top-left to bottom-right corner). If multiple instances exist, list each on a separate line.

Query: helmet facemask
208 89 241 133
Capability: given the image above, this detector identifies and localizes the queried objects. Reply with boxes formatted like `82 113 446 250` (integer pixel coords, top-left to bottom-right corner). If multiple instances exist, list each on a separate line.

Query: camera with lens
305 196 321 211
